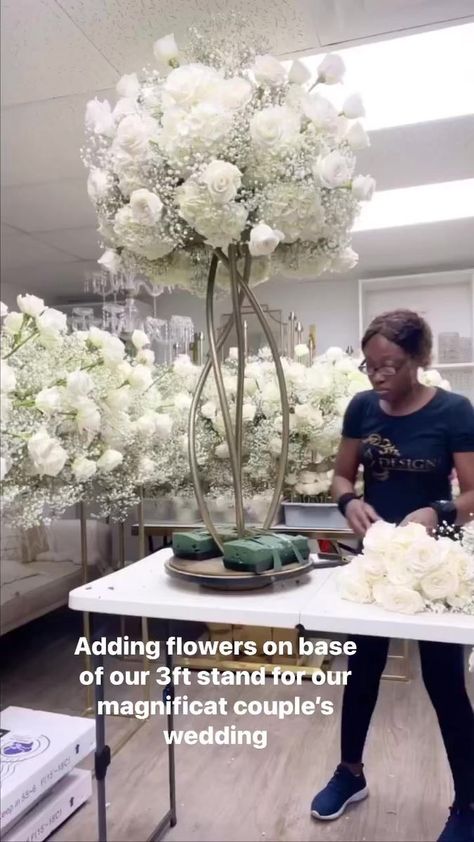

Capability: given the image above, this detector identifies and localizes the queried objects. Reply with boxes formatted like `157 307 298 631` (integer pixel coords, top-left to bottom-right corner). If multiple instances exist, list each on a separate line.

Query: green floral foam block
222 534 309 574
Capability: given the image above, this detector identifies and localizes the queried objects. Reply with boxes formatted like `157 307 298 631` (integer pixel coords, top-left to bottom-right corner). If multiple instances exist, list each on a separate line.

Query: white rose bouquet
338 520 474 615
0 297 165 526
83 21 374 294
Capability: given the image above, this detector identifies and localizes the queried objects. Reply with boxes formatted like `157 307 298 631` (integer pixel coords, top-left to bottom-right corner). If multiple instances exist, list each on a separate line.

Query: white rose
113 97 139 123
215 77 253 110
343 93 365 118
85 98 115 137
28 430 67 477
162 63 221 108
338 560 373 603
74 397 101 436
87 168 111 203
288 60 311 85
373 582 425 614
1 361 16 393
201 401 217 420
4 311 24 335
128 364 153 391
136 412 158 437
253 55 286 85
113 113 157 157
116 72 140 99
215 442 230 459
36 307 67 338
66 370 93 397
295 343 309 358
317 53 345 85
136 349 155 366
0 456 9 481
249 223 283 256
97 449 123 472
330 247 359 272
106 386 131 411
269 436 282 456
242 404 256 423
302 93 338 127
17 294 45 317
0 302 7 318
116 360 132 380
98 249 122 275
315 151 353 188
101 335 126 367
421 565 460 602
72 456 97 482
345 121 370 150
174 392 192 411
155 413 173 439
130 188 163 225
202 160 242 204
352 174 376 201
131 329 150 350
324 346 346 363
88 326 109 348
250 106 300 150
35 387 63 414
153 33 179 65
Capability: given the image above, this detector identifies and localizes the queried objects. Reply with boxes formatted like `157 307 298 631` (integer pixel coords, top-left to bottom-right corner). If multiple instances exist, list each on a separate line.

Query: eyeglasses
358 359 408 378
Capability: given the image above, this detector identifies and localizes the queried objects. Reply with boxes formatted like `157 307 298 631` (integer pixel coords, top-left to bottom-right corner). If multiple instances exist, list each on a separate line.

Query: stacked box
3 768 92 842
0 707 95 835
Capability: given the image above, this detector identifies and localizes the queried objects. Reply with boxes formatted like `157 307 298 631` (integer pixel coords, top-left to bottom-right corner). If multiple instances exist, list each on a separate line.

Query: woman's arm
453 451 474 524
400 451 474 530
332 438 380 537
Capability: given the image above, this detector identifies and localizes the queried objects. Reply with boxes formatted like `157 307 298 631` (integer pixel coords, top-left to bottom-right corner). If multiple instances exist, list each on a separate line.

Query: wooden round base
164 555 314 591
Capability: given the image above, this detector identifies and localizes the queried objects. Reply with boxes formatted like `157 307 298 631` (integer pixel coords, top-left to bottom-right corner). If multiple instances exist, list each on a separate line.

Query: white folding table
68 547 474 841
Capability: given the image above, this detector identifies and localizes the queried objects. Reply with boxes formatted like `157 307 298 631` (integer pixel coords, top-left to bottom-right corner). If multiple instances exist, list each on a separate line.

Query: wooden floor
1 609 473 842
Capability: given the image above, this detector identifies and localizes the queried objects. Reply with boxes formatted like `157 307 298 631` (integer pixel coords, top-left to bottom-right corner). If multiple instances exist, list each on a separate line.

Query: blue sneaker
437 803 474 842
311 764 369 821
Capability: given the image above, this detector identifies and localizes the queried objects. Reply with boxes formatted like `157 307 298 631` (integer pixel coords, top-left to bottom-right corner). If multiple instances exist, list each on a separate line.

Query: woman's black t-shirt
342 388 474 523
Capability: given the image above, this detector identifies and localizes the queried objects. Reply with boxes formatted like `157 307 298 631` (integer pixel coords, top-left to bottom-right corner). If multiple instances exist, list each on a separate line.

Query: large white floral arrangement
145 347 451 509
83 23 375 293
0 296 170 526
338 520 474 615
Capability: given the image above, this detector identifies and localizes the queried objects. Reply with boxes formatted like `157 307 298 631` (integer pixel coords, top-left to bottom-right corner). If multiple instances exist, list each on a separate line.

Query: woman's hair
362 309 432 366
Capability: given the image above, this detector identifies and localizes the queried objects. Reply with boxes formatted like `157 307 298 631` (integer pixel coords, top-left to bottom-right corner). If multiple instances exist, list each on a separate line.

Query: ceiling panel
1 179 96 232
0 91 114 187
1 225 79 270
34 226 101 260
312 0 474 46
359 115 474 191
1 258 97 297
57 0 321 70
1 0 118 106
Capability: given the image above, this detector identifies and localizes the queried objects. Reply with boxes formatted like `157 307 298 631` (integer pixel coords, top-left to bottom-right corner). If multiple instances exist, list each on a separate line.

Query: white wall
153 275 361 355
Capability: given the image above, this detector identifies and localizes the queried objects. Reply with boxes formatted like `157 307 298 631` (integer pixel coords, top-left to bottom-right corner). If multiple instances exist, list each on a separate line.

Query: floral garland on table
0 296 169 527
83 23 375 294
338 520 474 617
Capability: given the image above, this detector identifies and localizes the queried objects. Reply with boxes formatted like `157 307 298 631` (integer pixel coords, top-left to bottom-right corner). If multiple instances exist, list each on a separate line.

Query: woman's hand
345 499 380 537
399 507 438 533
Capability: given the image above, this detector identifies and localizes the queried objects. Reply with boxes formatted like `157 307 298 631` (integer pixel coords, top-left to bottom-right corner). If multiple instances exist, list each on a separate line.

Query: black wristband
429 500 457 527
337 493 360 516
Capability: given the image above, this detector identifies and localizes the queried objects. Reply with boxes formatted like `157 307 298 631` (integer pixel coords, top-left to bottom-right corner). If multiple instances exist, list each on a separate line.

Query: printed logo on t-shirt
362 434 439 481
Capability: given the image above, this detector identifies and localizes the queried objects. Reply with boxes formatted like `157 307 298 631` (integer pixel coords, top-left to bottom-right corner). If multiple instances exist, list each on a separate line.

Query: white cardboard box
0 707 95 833
3 768 92 842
